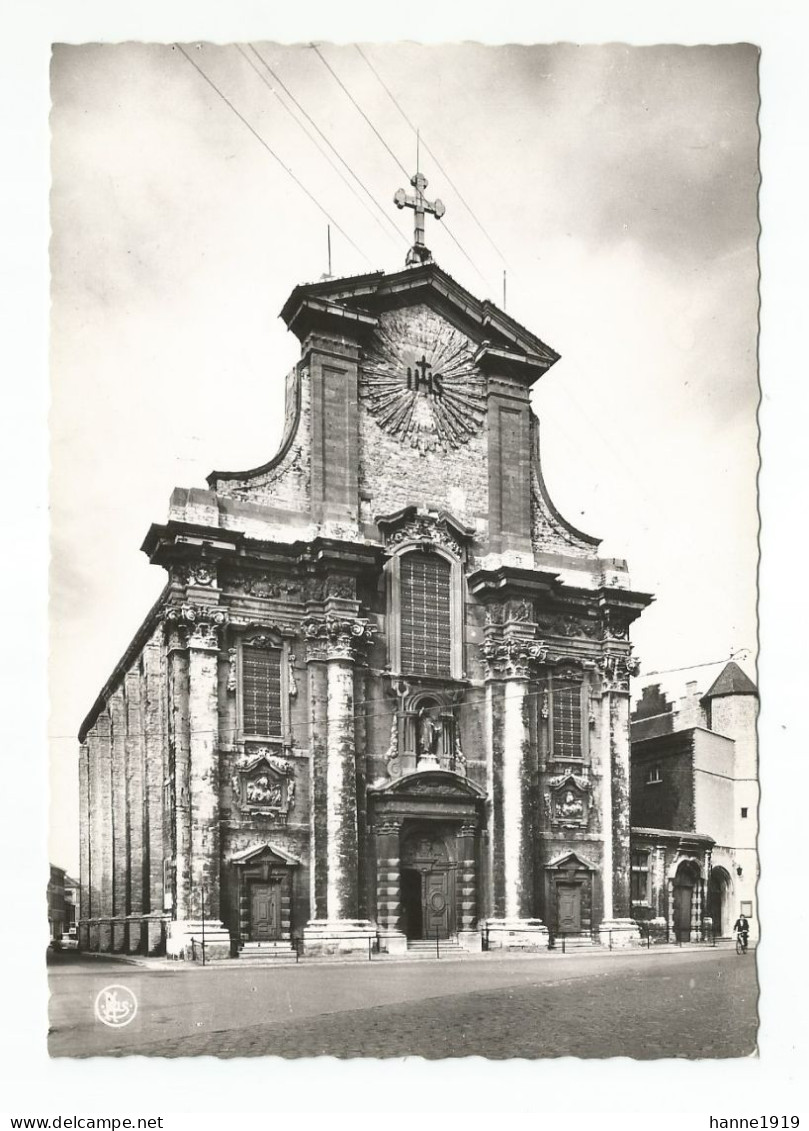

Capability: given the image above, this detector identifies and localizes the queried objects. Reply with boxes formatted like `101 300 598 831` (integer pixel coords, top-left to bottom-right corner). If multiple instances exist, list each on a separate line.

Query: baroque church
77 176 653 959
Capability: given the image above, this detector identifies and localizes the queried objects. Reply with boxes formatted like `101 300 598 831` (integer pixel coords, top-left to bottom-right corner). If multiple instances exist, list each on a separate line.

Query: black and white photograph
44 38 763 1061
3 2 807 1119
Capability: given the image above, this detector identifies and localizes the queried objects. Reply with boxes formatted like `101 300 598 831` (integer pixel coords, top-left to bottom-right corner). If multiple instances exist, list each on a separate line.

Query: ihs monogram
362 307 486 454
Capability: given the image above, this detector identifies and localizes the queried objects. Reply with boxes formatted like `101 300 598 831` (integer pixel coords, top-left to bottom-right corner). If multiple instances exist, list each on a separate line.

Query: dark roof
702 661 758 700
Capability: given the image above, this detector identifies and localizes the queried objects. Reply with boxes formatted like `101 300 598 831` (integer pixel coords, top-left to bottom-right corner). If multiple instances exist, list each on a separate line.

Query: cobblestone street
49 946 757 1060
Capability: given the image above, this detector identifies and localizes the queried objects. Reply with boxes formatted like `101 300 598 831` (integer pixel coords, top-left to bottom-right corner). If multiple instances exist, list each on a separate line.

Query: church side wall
79 623 168 954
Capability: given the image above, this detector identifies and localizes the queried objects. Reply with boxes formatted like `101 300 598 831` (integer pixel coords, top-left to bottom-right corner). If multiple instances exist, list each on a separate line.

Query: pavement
48 945 758 1060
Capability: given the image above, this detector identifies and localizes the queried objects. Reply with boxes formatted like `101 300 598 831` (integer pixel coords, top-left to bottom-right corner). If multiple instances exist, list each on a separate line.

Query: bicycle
735 930 749 955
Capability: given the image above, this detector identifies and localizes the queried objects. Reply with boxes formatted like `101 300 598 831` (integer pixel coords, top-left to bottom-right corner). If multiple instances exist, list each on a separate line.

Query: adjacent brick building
630 661 759 941
77 251 653 959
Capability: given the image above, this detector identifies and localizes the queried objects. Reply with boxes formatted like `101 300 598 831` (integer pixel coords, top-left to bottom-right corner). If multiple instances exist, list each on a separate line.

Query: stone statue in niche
417 707 441 759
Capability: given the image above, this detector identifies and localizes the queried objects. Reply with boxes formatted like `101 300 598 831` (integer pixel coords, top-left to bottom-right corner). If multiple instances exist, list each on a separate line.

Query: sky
48 42 761 873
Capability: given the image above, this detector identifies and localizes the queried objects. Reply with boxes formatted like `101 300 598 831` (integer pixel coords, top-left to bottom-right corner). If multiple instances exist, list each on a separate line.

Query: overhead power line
175 44 372 268
245 43 407 250
308 42 491 289
310 43 410 179
355 44 513 272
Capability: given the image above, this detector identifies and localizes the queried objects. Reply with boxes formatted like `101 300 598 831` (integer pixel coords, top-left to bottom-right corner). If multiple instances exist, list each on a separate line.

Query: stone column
456 824 481 951
306 642 329 920
142 636 166 955
597 653 641 948
326 650 356 918
164 604 231 960
482 637 548 950
166 619 191 924
302 616 376 955
375 819 406 954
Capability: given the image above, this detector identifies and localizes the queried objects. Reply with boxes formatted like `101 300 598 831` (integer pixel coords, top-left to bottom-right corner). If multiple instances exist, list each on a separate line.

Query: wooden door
557 884 582 934
423 870 451 939
250 882 281 941
673 884 693 941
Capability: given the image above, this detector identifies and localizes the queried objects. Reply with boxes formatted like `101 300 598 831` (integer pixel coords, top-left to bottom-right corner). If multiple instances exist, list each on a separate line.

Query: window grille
400 552 452 677
242 645 282 737
552 685 583 759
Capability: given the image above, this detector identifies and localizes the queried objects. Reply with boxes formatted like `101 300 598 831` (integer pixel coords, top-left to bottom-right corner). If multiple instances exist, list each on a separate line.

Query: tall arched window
400 551 453 677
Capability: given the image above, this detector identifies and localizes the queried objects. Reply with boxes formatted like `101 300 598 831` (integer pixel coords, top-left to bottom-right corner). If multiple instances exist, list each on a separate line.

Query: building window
551 685 583 760
399 551 453 677
646 765 663 785
740 807 748 818
631 851 650 903
241 644 283 737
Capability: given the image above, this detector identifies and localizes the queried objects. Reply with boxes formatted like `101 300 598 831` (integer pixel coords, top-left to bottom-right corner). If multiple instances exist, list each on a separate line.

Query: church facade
77 250 652 958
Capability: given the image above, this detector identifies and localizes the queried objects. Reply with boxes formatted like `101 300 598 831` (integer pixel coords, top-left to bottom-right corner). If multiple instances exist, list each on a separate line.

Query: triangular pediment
229 842 300 867
281 263 560 376
545 850 597 872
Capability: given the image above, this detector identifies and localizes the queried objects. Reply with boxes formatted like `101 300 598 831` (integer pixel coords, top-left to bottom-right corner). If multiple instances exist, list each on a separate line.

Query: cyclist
733 912 750 952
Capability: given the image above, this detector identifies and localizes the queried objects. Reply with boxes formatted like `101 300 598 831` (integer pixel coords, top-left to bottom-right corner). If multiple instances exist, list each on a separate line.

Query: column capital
480 636 547 680
598 650 640 694
302 615 375 663
163 602 228 651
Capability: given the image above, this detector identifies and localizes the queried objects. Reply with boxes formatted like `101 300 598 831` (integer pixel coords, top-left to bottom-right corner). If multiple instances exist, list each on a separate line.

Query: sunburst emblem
361 309 486 454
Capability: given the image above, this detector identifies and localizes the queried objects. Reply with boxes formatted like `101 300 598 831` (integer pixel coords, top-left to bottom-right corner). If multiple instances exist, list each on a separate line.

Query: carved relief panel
547 771 592 829
231 752 297 820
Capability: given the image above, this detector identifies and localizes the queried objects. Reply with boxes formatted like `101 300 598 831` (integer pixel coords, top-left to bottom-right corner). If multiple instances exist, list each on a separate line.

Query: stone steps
407 939 467 956
239 941 298 963
551 934 600 950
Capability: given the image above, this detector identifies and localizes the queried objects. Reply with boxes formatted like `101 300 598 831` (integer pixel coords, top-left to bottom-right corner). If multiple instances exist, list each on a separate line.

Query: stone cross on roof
394 171 445 267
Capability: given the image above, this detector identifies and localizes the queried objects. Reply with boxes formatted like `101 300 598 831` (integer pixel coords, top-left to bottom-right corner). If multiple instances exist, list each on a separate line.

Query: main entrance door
556 883 582 934
423 870 451 939
400 829 455 940
249 882 281 941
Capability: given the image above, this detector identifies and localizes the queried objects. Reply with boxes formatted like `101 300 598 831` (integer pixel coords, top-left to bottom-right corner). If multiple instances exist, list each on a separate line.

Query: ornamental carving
486 599 534 626
599 651 641 693
163 603 228 649
599 608 631 641
174 564 217 588
548 771 592 827
480 637 548 679
386 515 464 559
227 571 300 599
536 613 600 639
232 752 296 818
302 615 375 661
361 307 485 455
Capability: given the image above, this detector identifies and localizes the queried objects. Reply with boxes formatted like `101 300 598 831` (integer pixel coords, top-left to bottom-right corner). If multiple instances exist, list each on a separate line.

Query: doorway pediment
230 842 301 868
370 769 486 801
